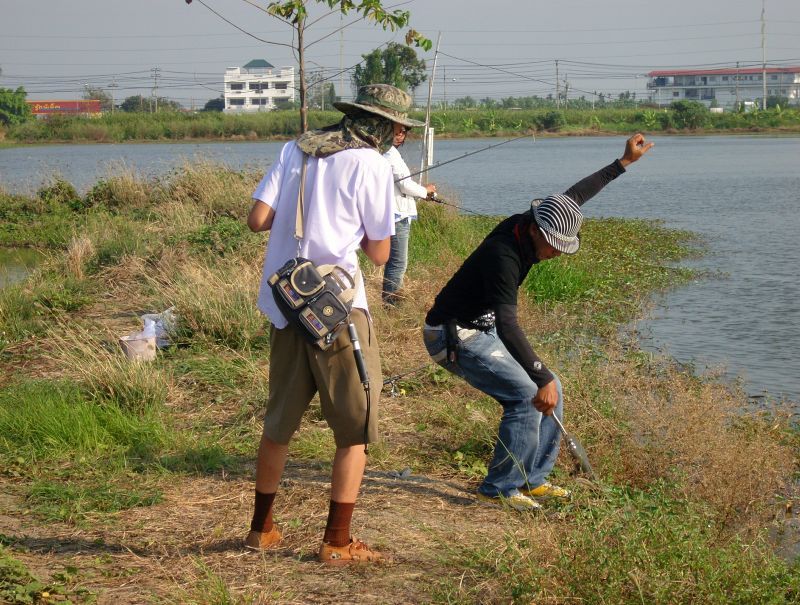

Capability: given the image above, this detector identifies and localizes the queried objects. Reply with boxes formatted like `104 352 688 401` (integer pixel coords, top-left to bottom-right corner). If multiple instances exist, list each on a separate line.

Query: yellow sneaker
476 491 543 512
520 482 571 500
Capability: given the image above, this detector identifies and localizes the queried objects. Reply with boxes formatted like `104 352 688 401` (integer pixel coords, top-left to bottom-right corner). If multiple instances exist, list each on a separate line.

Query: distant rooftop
243 59 275 69
648 66 800 77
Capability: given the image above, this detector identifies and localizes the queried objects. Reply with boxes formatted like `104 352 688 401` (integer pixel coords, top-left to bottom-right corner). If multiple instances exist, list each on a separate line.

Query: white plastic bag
140 307 177 349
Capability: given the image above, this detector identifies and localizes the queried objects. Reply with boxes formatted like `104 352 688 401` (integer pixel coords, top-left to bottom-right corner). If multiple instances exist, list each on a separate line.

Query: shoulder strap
316 264 362 305
294 153 309 242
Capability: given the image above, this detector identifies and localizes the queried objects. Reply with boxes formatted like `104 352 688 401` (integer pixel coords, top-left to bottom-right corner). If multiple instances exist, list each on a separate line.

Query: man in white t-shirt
244 84 423 564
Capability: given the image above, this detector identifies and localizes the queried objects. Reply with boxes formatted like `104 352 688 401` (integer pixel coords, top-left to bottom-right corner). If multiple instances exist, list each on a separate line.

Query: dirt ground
1 456 556 604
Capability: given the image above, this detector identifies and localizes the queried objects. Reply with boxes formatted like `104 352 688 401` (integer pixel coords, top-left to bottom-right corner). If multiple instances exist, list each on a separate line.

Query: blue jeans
422 324 563 498
382 217 411 301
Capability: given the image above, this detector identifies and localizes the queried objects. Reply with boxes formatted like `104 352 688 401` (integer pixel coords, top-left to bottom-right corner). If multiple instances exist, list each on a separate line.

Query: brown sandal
318 538 389 565
244 526 282 550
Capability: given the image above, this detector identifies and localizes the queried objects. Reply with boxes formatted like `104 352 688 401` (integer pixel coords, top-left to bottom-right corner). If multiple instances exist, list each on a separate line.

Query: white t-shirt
253 140 395 328
383 145 428 222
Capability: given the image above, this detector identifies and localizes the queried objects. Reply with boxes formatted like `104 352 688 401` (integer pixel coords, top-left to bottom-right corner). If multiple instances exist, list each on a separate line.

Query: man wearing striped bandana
423 133 654 512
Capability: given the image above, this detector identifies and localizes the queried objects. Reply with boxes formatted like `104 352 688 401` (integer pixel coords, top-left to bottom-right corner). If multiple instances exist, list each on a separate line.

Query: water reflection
0 248 41 289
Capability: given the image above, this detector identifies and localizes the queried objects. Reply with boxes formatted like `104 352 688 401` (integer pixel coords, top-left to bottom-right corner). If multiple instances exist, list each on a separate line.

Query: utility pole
443 65 447 109
761 0 767 109
420 32 441 185
735 61 740 110
151 67 161 112
108 80 118 114
339 13 345 101
563 74 569 108
555 60 560 108
592 90 596 110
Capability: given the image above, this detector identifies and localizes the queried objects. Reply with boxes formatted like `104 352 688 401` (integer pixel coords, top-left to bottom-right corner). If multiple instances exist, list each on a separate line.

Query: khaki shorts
263 309 382 447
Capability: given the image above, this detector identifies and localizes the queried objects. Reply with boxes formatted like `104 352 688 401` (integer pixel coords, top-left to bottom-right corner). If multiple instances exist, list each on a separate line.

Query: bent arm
389 152 430 199
247 201 275 232
563 132 654 206
494 303 554 388
396 175 429 199
361 236 391 266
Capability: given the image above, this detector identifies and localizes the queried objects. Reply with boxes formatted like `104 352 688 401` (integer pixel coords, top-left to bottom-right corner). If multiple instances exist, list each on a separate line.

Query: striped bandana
531 194 583 254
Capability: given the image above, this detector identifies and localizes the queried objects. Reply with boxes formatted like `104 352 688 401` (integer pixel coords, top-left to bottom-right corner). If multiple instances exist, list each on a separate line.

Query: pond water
1 135 798 403
0 248 41 289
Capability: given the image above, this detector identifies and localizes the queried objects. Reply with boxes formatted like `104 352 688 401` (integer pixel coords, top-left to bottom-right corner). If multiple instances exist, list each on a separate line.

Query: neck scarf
296 111 395 158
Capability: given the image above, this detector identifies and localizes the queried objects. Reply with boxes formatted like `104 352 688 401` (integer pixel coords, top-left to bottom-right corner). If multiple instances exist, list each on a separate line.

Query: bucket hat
334 84 424 128
531 194 583 254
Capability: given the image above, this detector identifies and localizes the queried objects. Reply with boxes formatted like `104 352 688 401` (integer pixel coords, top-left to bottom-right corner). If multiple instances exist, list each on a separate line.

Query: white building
646 66 800 110
223 60 295 113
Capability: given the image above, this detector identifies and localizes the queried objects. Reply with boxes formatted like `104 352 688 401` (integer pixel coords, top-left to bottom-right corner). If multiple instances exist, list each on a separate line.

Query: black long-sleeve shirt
425 159 626 387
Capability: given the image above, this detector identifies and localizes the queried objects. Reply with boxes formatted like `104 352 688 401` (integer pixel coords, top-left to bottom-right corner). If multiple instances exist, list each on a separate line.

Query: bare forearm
360 236 390 266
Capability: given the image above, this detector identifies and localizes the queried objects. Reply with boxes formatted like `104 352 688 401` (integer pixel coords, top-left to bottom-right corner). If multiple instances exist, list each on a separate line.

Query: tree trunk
297 16 308 133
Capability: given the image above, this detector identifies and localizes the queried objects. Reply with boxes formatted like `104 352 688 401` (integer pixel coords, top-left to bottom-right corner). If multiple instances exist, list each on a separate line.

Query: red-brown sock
322 500 355 547
250 490 276 533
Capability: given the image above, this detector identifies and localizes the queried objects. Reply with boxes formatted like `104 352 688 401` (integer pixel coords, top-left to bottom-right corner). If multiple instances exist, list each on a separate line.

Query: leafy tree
351 42 427 95
82 86 113 112
452 96 477 109
184 1 430 132
766 95 790 109
670 100 708 129
120 95 182 112
203 96 225 112
120 95 149 112
306 71 338 110
0 87 32 126
540 110 566 131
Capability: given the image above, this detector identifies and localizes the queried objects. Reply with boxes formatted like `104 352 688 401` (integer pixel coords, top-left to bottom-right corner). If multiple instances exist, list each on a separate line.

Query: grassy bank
4 104 800 144
0 165 798 604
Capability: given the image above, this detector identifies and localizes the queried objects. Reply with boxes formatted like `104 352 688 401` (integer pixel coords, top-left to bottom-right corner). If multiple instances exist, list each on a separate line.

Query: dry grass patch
47 321 173 412
165 161 261 219
65 234 95 280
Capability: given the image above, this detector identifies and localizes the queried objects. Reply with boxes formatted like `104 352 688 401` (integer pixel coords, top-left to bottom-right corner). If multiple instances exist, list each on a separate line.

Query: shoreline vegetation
0 165 798 603
2 105 800 144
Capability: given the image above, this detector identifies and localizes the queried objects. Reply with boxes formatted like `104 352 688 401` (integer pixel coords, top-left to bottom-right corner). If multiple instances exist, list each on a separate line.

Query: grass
431 483 800 604
0 541 94 604
5 106 800 144
0 380 170 465
0 163 797 603
26 478 163 524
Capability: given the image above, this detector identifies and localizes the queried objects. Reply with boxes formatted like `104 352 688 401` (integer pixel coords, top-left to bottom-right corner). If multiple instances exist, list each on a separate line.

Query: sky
2 0 799 108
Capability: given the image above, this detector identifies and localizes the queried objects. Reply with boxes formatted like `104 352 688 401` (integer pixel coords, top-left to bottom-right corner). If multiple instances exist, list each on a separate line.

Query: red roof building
646 66 800 109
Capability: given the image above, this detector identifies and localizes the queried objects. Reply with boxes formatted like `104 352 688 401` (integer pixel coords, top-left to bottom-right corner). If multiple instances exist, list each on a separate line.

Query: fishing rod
382 362 432 397
396 131 536 184
426 192 486 217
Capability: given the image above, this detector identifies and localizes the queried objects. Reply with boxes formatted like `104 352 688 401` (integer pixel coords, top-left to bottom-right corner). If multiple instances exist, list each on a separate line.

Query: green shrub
670 100 709 129
37 179 83 211
187 216 254 256
540 110 567 130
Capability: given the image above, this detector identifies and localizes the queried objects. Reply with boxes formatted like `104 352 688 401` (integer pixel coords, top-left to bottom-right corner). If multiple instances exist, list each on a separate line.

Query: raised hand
620 133 655 167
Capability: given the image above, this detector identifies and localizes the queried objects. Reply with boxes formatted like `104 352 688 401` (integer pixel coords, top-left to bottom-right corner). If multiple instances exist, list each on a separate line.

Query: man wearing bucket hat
245 84 421 563
423 133 654 512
